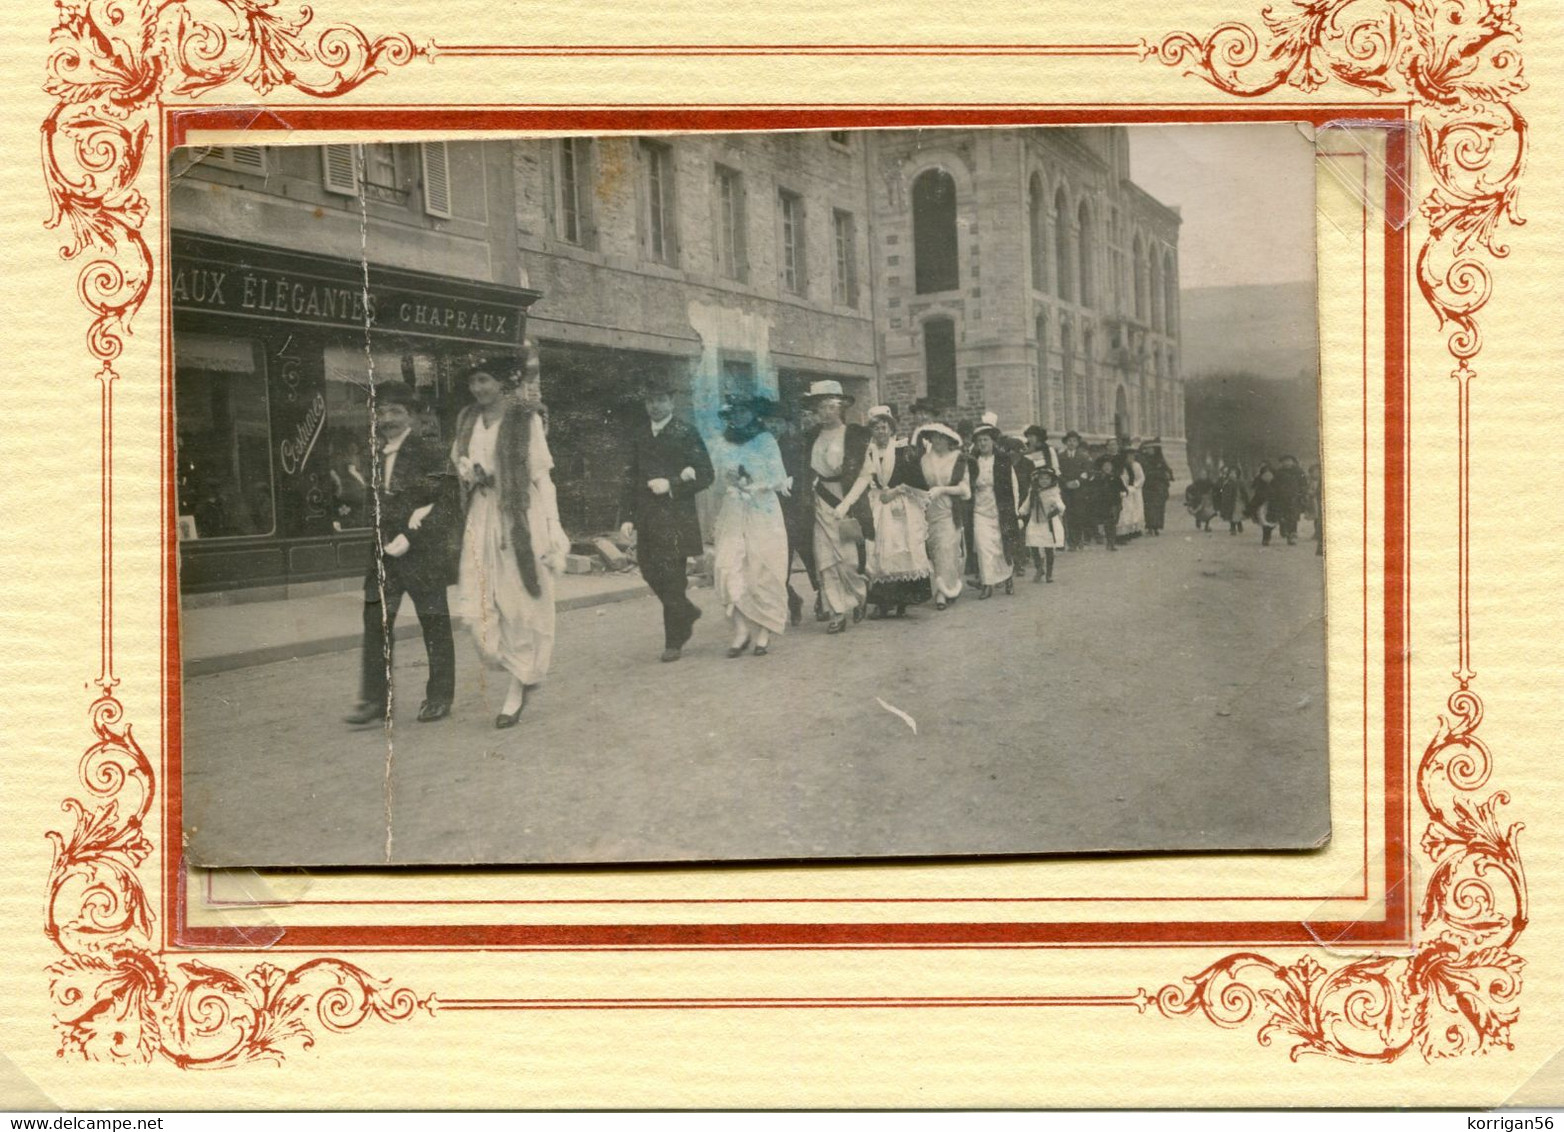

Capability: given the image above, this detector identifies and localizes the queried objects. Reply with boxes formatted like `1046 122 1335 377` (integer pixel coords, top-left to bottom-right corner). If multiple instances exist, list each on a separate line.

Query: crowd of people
341 355 1186 731
1182 457 1322 552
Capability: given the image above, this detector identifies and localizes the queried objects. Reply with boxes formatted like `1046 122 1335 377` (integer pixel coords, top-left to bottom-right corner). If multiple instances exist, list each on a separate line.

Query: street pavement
182 525 1330 866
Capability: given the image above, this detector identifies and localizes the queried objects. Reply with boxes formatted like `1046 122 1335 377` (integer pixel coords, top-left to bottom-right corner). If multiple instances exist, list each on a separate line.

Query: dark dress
1141 452 1174 532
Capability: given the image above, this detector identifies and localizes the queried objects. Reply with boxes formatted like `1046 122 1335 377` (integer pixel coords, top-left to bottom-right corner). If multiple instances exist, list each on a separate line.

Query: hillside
1178 281 1319 381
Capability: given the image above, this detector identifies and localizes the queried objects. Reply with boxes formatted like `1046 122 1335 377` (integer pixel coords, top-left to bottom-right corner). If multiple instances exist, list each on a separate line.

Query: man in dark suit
618 375 715 662
345 381 459 725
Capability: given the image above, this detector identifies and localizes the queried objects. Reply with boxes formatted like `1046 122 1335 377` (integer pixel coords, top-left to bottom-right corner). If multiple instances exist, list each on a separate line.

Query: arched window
1150 252 1163 332
1114 385 1129 440
1035 314 1050 426
1082 328 1096 431
1164 250 1178 337
1077 201 1094 308
1060 320 1075 428
1054 188 1072 302
912 169 959 294
1132 235 1147 322
1029 174 1047 293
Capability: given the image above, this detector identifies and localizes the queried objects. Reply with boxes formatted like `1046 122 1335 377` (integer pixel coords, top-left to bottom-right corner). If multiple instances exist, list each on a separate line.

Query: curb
184 578 652 677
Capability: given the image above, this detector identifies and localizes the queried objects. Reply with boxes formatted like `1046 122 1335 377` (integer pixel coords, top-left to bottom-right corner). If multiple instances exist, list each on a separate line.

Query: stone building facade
170 127 1184 594
868 126 1184 465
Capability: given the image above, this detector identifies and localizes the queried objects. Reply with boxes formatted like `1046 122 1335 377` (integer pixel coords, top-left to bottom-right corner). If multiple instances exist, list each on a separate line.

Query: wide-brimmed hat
719 392 778 419
801 379 856 406
971 411 1002 441
917 422 963 447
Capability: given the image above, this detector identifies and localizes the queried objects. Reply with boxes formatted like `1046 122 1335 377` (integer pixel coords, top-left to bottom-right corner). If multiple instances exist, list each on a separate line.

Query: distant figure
1248 463 1279 546
1140 439 1174 536
1086 453 1126 551
1118 446 1146 539
1272 455 1310 546
1216 464 1249 535
619 374 716 663
1185 475 1217 531
1057 430 1092 550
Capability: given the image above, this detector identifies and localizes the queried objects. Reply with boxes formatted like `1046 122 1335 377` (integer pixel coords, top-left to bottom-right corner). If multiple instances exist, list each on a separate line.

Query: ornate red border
41 0 1525 1068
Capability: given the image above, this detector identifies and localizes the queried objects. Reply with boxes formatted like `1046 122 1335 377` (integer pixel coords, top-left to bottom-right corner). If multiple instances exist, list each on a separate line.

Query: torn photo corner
172 121 1330 867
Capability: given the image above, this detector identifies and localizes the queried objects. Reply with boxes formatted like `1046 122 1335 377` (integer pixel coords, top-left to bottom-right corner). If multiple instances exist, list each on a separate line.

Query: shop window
923 317 957 409
833 208 858 308
641 140 678 266
778 188 805 295
912 169 958 294
175 335 275 540
714 164 747 280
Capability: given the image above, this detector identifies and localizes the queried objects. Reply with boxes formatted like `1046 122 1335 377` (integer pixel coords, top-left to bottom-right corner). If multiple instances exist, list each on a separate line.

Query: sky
1127 123 1318 291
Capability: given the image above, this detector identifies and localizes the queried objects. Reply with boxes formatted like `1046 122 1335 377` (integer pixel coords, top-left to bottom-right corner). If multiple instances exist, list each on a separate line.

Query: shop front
172 233 541 595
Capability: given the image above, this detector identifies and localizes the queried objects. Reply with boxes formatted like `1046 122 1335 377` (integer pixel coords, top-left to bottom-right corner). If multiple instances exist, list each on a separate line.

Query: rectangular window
642 141 678 265
714 165 746 280
720 356 756 400
924 318 958 409
364 143 399 190
174 336 275 540
779 189 805 295
555 138 591 245
833 209 858 307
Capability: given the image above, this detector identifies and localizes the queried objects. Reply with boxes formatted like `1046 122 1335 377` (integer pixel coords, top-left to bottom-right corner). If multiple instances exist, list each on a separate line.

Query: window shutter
229 145 266 173
322 144 358 195
421 141 452 218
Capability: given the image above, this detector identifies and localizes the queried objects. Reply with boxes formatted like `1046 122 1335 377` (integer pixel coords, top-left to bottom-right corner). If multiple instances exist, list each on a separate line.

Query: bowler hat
373 381 417 409
639 372 679 398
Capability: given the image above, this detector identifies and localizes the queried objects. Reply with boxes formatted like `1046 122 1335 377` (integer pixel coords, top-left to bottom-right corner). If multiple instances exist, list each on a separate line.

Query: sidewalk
182 569 656 676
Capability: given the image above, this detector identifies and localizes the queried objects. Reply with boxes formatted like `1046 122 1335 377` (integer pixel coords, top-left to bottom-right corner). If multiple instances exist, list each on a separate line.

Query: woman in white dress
711 394 792 657
918 423 970 611
838 405 932 618
451 354 571 728
1118 447 1146 539
965 415 1022 599
1020 425 1066 583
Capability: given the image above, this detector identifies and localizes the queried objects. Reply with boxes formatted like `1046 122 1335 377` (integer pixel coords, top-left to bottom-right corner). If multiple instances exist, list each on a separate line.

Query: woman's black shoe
495 685 530 729
979 585 993 600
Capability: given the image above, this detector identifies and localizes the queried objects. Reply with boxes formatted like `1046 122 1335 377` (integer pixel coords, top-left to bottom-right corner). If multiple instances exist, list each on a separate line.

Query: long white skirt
714 490 790 635
925 494 965 600
453 488 555 686
971 486 1012 586
813 493 867 616
1118 483 1145 536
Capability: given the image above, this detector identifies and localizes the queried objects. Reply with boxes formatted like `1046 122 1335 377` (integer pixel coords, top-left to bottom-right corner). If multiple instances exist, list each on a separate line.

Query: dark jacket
963 451 1025 565
1142 453 1174 504
619 415 715 560
1270 464 1309 525
372 432 460 588
1058 447 1092 494
1216 476 1249 522
1083 467 1127 526
799 423 874 540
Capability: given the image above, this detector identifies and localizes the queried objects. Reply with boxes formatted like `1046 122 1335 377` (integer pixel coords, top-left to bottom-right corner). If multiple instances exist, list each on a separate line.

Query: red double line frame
162 102 1412 953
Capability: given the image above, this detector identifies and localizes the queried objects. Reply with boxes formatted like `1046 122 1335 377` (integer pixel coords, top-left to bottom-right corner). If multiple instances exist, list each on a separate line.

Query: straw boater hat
801 379 856 406
971 411 1002 441
866 403 896 424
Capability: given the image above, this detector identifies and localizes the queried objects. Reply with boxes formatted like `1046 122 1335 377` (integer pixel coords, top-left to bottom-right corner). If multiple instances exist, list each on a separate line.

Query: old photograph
173 124 1328 866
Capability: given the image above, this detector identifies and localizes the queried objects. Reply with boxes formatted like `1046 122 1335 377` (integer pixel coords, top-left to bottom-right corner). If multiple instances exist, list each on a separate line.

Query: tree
1184 370 1320 479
